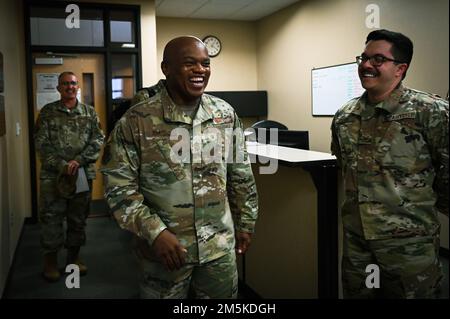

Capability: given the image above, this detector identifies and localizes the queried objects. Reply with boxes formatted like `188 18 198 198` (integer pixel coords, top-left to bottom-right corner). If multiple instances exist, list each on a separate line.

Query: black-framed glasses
60 81 78 86
356 55 404 67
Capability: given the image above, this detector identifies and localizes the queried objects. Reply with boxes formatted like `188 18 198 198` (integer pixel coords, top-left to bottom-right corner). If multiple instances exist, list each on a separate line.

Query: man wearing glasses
35 71 104 282
331 29 448 298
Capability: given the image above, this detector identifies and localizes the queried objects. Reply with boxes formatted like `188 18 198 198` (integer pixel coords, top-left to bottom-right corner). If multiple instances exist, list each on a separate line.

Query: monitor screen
206 91 267 117
311 62 365 116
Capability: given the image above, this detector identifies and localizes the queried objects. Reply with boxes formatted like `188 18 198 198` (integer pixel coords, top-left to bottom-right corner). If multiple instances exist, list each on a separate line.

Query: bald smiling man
101 36 259 299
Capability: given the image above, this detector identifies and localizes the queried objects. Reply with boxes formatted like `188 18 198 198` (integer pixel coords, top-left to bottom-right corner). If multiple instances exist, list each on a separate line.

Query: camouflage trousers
342 229 443 299
138 250 238 299
39 178 92 255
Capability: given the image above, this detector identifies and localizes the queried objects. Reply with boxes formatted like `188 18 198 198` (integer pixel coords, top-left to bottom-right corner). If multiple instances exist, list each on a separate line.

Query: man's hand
152 229 187 271
67 160 80 175
236 232 252 255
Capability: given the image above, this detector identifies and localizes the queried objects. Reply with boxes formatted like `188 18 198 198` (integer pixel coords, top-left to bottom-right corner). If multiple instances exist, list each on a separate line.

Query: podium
241 142 338 298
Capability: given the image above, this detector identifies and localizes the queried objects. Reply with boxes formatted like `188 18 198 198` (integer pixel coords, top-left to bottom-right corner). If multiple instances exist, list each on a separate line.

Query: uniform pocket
336 118 359 162
154 137 186 180
399 246 442 298
76 116 92 138
375 120 428 173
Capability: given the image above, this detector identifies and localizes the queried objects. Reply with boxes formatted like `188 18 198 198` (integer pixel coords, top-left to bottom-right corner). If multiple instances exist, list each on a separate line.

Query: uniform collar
350 83 407 116
375 83 407 114
57 99 83 114
159 80 214 125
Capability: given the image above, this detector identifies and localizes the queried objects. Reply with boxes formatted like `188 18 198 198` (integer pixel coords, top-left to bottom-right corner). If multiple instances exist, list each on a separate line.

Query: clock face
203 36 221 57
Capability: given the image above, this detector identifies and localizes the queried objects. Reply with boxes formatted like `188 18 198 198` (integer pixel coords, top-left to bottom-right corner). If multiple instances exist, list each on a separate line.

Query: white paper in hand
76 167 90 193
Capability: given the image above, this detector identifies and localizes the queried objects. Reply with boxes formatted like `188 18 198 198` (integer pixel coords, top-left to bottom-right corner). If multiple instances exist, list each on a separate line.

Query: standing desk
242 142 338 298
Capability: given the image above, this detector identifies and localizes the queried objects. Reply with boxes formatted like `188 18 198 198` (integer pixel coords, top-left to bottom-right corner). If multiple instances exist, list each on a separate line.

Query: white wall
156 17 258 91
139 0 158 86
0 0 30 296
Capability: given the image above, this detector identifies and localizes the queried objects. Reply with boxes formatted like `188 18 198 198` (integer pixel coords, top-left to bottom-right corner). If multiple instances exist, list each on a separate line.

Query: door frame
24 0 143 223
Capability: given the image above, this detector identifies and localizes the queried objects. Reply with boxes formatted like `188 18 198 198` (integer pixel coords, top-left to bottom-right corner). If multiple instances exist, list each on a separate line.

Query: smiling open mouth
189 77 205 87
361 71 378 78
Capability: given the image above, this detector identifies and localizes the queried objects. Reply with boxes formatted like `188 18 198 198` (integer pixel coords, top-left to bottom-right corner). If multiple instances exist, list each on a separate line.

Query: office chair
248 120 288 144
251 120 288 130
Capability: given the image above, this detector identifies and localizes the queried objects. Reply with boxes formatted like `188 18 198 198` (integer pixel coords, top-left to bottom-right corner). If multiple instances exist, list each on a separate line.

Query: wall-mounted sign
37 73 59 92
37 92 60 110
36 73 60 110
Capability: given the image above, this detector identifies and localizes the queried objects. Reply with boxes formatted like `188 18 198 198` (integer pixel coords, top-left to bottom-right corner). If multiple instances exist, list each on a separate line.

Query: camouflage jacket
331 84 449 240
35 100 105 180
130 84 161 106
101 80 259 264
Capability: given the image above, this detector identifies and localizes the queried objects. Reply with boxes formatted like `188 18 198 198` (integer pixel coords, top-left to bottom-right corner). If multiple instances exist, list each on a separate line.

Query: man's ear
161 61 169 77
396 63 408 78
56 84 62 94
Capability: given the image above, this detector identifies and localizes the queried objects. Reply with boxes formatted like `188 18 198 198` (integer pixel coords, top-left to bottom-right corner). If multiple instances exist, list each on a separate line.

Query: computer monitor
251 128 309 150
278 130 309 150
206 91 268 117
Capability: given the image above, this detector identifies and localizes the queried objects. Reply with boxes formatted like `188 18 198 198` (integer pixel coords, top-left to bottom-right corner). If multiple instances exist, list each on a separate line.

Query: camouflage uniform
130 84 161 106
101 80 258 298
139 248 238 298
35 100 104 255
331 84 449 298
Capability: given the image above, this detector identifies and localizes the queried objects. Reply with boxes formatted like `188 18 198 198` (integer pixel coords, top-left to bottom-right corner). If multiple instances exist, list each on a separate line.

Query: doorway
31 53 107 213
25 2 142 221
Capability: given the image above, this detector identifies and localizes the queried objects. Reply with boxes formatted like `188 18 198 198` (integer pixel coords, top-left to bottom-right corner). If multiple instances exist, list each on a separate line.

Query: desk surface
246 141 336 163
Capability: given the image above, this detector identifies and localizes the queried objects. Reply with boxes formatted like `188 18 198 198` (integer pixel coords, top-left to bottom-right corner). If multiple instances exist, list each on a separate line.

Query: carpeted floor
4 216 140 299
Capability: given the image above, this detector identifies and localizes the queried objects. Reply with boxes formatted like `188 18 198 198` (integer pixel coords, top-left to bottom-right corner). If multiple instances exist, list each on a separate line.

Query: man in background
35 71 104 282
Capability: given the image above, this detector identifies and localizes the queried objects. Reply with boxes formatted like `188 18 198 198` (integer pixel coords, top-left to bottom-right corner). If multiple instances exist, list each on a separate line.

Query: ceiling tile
230 5 276 21
156 0 301 21
208 0 254 4
157 0 209 17
189 3 242 19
